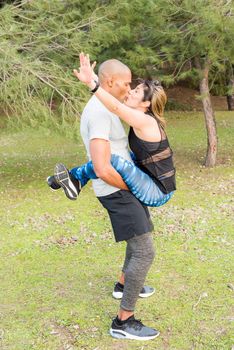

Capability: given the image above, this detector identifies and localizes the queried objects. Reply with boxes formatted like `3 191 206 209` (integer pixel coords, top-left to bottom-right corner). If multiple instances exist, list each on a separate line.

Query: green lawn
0 111 233 350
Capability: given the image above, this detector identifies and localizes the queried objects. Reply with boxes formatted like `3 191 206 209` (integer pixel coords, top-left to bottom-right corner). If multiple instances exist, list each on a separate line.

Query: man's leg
98 191 159 340
110 232 159 340
112 243 132 298
119 232 155 318
119 243 132 284
113 242 155 299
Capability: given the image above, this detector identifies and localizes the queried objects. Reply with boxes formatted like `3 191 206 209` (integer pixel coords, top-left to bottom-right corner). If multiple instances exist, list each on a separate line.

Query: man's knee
134 239 156 269
144 243 156 264
142 233 156 262
127 232 156 266
150 243 156 259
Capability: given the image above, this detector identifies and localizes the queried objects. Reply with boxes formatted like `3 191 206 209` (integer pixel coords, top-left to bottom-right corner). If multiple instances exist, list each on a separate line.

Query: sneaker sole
112 289 155 300
54 164 78 200
112 291 123 299
109 328 160 340
139 289 155 298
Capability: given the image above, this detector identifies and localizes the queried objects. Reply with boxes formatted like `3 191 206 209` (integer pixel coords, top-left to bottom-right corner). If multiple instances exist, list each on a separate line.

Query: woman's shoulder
134 117 162 142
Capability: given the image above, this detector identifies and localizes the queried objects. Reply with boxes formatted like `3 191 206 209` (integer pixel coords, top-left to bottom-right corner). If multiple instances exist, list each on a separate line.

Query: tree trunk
226 78 234 111
199 63 218 167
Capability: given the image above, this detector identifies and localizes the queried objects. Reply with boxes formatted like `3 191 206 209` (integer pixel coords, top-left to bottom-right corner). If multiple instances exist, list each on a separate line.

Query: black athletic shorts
97 190 154 242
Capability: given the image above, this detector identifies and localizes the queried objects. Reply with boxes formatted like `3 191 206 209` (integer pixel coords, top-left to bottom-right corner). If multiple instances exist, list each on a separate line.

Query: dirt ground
167 86 228 111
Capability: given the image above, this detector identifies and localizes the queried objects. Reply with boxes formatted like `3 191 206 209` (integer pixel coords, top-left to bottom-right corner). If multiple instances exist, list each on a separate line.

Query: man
80 58 159 340
48 59 159 340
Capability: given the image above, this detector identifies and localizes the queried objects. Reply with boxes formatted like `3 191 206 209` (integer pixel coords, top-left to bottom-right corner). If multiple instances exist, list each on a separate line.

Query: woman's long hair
141 80 167 128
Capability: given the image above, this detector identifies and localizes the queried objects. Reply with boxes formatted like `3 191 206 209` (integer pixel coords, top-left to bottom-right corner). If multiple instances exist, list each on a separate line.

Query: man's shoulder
82 95 112 119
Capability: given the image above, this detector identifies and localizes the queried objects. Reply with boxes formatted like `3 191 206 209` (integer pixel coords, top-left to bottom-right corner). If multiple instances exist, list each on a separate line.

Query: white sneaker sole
112 291 122 299
109 328 160 340
112 289 155 300
54 164 78 200
139 289 155 298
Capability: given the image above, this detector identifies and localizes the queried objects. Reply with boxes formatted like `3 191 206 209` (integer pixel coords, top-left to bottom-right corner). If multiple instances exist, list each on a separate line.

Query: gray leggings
121 232 155 311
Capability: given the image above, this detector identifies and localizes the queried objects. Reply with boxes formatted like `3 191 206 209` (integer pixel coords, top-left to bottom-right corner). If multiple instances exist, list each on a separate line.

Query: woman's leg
110 154 173 207
70 162 98 187
70 154 173 207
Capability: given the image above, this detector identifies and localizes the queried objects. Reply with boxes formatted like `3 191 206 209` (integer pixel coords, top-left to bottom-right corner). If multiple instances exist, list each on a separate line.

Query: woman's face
124 83 146 108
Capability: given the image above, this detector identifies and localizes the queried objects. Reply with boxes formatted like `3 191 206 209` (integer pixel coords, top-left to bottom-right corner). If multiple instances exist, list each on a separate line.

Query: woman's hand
73 53 97 88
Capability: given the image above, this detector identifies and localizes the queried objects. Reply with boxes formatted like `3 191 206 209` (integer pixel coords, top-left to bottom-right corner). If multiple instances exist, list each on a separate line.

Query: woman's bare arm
73 53 149 129
93 86 149 129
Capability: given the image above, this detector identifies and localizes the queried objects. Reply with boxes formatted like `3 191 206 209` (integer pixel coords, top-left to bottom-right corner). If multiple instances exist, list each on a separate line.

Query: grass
0 111 233 350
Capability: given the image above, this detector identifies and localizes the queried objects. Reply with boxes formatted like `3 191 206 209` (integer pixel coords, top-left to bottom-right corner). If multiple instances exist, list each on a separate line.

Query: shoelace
128 318 144 331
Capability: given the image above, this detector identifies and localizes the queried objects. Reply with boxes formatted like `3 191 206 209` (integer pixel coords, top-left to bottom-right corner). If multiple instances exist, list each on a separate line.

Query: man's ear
106 77 113 88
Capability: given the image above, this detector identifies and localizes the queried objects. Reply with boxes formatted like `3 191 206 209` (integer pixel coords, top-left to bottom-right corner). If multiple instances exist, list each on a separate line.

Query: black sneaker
112 282 155 299
110 315 160 340
47 175 61 190
54 163 80 200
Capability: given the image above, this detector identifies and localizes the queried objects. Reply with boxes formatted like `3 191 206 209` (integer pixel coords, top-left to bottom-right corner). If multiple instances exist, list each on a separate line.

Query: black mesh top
128 121 176 194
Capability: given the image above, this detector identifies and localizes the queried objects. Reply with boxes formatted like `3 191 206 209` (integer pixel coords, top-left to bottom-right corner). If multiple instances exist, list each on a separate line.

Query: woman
47 53 176 207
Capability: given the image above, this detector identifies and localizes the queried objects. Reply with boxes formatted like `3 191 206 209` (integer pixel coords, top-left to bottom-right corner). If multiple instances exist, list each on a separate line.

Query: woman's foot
54 163 80 200
47 175 61 190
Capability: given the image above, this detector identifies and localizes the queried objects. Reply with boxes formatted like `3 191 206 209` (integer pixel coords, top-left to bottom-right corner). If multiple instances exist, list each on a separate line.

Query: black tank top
128 122 176 194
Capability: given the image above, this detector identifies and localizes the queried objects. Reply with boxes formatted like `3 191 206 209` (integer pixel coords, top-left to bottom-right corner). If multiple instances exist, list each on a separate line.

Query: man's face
109 71 132 102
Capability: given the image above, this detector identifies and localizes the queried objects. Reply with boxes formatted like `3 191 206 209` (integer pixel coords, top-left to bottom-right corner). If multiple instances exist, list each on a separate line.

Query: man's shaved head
98 59 131 83
97 59 131 101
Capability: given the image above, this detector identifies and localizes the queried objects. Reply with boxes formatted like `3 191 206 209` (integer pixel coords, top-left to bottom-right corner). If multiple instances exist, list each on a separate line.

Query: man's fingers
80 52 85 66
86 54 90 66
84 54 88 66
73 69 80 78
92 61 97 70
80 52 92 68
75 52 92 80
83 53 90 67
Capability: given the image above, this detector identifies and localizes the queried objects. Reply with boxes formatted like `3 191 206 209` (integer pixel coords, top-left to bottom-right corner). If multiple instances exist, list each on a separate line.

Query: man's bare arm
90 139 129 190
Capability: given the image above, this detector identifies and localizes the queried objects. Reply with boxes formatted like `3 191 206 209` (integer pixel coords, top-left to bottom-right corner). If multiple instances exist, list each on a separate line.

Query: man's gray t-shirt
80 95 132 197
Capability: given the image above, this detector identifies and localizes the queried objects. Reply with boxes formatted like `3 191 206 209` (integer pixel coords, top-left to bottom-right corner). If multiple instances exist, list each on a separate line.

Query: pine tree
110 0 234 167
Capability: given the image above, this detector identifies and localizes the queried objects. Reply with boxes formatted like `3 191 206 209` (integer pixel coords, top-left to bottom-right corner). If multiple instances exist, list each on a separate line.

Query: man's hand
73 52 97 87
91 61 99 81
